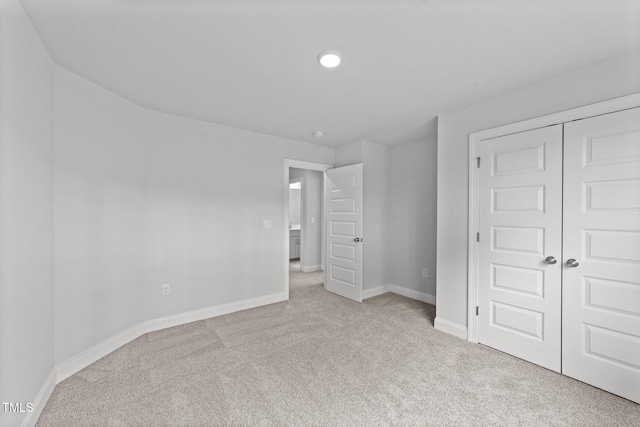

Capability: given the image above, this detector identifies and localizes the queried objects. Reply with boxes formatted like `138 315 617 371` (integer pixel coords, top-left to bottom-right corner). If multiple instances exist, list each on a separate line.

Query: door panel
325 164 363 302
477 125 563 372
562 107 640 404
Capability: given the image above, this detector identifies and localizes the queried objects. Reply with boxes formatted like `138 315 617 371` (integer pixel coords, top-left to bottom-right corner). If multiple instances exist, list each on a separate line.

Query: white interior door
477 125 563 372
325 163 363 302
562 107 640 403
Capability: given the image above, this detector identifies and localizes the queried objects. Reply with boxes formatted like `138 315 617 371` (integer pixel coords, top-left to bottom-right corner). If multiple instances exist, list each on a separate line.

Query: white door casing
325 163 363 302
477 125 563 372
562 107 640 403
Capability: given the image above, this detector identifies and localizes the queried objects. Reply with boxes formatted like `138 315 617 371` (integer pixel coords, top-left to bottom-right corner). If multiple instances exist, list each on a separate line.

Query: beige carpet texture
36 264 640 426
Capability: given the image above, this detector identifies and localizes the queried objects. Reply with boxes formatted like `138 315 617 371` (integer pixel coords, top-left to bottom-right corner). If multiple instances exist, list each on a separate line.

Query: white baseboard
144 291 287 333
434 317 468 340
389 284 436 305
363 284 436 305
56 322 147 383
300 264 321 273
21 369 57 427
362 284 390 299
55 291 287 383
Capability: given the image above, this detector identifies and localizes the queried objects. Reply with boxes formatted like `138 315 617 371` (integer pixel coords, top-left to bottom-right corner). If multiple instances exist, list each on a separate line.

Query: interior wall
334 141 362 168
436 49 640 332
289 187 301 226
290 168 324 270
144 112 334 320
53 66 148 364
361 141 390 290
0 0 56 425
387 137 437 296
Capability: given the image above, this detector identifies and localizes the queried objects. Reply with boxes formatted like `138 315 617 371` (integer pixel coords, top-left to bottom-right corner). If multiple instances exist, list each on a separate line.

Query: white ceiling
20 0 640 147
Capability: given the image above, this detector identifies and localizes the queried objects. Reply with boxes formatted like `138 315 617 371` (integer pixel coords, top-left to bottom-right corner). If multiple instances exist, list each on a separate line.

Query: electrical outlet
311 217 315 223
422 268 428 278
263 219 272 229
162 283 171 296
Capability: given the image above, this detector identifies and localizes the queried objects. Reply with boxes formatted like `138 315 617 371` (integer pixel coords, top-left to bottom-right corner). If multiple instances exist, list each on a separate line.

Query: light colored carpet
37 265 639 426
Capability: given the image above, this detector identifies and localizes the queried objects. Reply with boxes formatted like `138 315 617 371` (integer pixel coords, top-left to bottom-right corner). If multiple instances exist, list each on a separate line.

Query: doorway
283 160 331 298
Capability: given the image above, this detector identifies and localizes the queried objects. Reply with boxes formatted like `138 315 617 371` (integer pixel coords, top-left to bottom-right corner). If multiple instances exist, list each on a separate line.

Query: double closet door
477 107 640 403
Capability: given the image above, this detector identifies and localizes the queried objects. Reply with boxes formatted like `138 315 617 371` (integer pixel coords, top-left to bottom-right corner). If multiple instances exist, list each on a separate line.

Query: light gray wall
0 1 56 425
361 141 390 291
436 49 640 330
289 188 301 226
144 112 334 320
334 141 363 168
53 66 148 364
301 170 324 270
388 137 437 296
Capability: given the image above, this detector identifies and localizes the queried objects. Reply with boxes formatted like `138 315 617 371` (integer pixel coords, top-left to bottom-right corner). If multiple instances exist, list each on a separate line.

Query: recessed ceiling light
317 50 342 68
312 130 324 138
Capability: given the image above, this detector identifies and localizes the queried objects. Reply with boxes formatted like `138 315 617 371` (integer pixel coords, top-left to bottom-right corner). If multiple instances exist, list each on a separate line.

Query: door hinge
476 232 480 242
476 157 481 168
476 306 479 316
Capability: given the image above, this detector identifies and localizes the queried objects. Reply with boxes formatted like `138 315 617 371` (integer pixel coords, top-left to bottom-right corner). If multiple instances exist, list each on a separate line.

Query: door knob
544 256 557 264
566 259 579 268
354 237 361 242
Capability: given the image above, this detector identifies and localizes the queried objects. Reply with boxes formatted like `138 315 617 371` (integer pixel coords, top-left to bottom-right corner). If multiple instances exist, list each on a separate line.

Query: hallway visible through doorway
289 260 324 296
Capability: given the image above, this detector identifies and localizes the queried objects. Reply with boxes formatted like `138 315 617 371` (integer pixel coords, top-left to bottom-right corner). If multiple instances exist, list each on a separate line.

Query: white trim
143 291 287 333
300 264 322 273
472 92 640 141
434 317 468 340
467 128 480 343
389 285 436 305
55 291 287 383
284 159 332 299
21 369 57 427
363 284 390 299
363 283 436 305
467 92 640 343
56 322 146 382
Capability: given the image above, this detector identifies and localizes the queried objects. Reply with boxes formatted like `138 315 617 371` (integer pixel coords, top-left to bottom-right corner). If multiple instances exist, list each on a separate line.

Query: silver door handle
566 259 579 268
544 256 557 264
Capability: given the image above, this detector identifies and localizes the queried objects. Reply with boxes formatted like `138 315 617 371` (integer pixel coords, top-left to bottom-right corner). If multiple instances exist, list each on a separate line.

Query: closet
475 106 640 403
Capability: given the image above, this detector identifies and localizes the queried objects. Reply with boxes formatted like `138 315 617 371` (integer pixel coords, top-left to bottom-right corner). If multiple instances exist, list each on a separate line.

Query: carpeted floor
37 264 639 426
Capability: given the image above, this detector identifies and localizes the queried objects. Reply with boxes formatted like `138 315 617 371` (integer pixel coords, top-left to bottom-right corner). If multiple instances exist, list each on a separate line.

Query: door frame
467 92 640 343
284 160 332 298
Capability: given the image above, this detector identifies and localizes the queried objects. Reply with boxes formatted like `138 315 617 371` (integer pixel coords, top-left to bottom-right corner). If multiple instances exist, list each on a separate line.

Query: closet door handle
566 258 579 268
544 256 557 264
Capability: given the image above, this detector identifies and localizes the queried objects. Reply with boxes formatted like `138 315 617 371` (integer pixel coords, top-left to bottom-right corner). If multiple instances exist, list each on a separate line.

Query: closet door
477 125 563 372
562 107 640 404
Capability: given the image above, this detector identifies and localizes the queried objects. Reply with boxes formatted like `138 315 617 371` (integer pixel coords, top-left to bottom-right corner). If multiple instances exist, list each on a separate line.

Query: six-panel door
325 163 363 302
477 125 563 372
562 107 640 403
